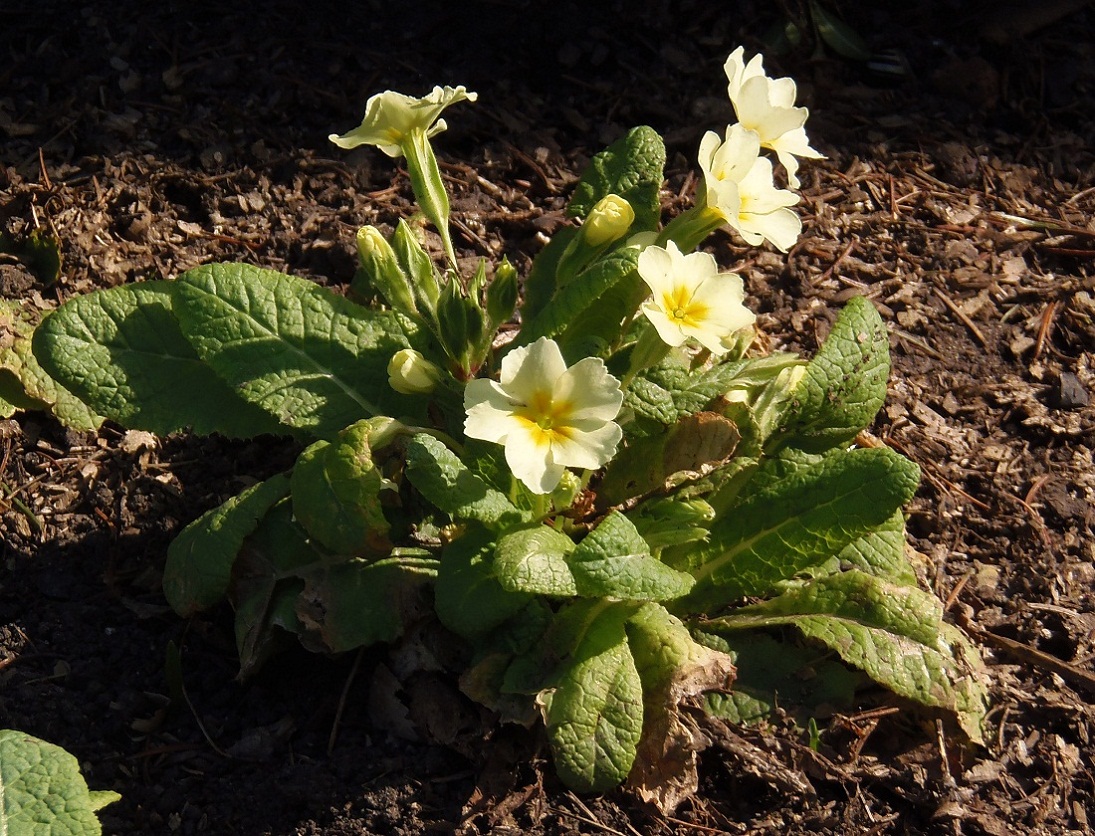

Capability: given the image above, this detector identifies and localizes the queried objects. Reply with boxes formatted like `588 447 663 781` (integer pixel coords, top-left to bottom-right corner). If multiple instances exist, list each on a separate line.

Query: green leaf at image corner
568 126 666 230
163 473 291 616
773 295 890 453
705 570 988 743
0 729 120 836
537 607 644 792
291 418 400 555
31 281 285 438
172 263 413 438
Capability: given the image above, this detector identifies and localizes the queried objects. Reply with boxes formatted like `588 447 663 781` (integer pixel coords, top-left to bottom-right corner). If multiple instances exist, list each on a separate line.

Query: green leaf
830 510 917 585
538 607 644 792
0 729 119 835
434 527 533 638
568 126 666 230
697 632 859 725
512 248 640 350
706 570 988 742
403 433 528 530
163 473 291 616
494 525 577 596
31 281 284 437
172 263 412 438
569 512 694 601
291 418 399 555
296 554 438 653
520 227 578 325
774 296 890 452
0 228 61 284
669 446 920 607
810 0 872 61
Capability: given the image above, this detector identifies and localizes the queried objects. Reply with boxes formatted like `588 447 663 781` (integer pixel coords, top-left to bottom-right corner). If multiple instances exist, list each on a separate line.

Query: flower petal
641 301 690 347
554 357 623 422
464 379 521 443
550 420 623 471
504 423 564 494
501 337 568 401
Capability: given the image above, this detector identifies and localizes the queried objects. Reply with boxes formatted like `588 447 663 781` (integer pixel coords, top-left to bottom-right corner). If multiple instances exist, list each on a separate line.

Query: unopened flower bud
388 349 442 395
486 257 519 326
583 194 635 247
356 226 418 319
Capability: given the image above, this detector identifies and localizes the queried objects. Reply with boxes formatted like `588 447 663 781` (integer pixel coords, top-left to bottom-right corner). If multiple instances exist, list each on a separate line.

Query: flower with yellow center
463 338 623 494
328 86 478 158
724 47 823 189
638 241 755 353
698 124 801 253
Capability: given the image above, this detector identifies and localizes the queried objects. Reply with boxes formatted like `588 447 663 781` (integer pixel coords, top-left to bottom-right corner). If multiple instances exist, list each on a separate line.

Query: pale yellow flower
698 124 801 252
724 47 823 189
638 242 754 354
329 86 478 158
464 338 623 494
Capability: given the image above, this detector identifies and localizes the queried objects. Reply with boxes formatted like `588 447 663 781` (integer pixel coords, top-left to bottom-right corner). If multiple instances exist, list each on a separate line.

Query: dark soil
2 1 1094 833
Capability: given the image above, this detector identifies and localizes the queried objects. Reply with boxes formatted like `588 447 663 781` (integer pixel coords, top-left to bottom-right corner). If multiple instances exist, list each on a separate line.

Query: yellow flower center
514 390 575 447
662 285 708 329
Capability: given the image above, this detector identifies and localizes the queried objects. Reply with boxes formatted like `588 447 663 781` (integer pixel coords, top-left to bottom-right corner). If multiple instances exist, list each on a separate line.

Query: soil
2 1 1094 834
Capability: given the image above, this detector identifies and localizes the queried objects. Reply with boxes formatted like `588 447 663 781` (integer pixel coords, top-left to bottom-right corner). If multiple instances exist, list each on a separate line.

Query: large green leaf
773 296 890 452
31 281 282 437
291 418 399 555
172 263 412 438
705 570 988 742
296 554 438 653
511 248 640 350
0 729 120 836
434 527 532 638
162 473 291 616
568 512 694 601
538 606 644 792
567 126 666 230
493 525 578 596
403 432 528 531
668 446 920 608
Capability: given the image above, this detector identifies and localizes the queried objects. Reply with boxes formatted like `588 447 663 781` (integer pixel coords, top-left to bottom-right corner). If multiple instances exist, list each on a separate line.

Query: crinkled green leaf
627 496 714 550
829 510 917 585
538 607 644 792
296 554 438 653
291 418 400 555
512 248 639 350
773 296 890 452
163 473 291 616
706 570 988 742
521 227 578 324
568 126 666 230
172 263 412 438
31 281 283 437
669 446 920 608
494 525 577 596
404 432 528 530
697 632 859 725
0 729 120 836
435 527 532 638
569 512 694 601
1 299 101 429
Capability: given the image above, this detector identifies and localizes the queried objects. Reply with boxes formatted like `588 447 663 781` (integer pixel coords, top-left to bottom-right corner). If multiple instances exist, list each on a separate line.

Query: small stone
1057 372 1089 410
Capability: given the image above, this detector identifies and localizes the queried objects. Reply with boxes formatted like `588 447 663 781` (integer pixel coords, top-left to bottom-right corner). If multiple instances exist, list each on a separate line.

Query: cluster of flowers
330 49 820 497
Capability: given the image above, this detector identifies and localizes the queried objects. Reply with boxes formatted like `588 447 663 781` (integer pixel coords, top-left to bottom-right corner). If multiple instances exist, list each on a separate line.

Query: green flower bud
392 220 440 310
583 194 635 247
486 257 519 326
387 349 442 395
355 226 418 319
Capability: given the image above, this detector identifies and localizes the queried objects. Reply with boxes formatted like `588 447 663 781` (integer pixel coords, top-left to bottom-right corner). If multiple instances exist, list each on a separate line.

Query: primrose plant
31 53 986 807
